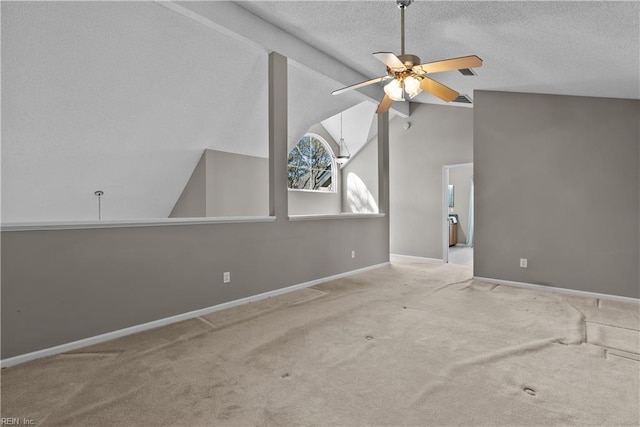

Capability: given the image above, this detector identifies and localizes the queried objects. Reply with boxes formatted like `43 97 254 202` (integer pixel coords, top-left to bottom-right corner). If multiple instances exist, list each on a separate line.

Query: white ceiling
241 1 640 104
2 1 638 223
2 2 365 222
321 100 384 162
288 61 368 150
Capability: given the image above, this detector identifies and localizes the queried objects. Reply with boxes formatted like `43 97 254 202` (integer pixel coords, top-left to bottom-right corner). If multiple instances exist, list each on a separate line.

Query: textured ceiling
241 1 640 104
321 100 399 162
321 101 378 160
2 2 270 221
3 1 638 223
288 61 368 149
1 1 373 222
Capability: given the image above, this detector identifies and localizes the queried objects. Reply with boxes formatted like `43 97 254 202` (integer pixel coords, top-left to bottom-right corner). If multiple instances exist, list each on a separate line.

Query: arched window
287 134 335 192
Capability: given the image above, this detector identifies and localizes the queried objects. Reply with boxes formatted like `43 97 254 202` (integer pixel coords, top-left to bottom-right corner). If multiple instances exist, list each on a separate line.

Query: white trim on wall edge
390 254 444 264
289 213 385 221
1 262 390 368
474 276 639 305
1 216 276 232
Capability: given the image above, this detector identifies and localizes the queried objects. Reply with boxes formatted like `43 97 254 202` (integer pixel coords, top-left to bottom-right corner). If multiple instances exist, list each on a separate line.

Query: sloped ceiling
321 101 384 162
2 2 270 221
1 2 364 222
3 1 639 222
288 61 367 150
241 1 640 104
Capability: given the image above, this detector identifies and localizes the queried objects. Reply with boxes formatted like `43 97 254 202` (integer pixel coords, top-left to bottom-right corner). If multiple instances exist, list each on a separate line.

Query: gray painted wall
449 166 473 244
170 150 269 218
206 150 269 217
0 219 388 359
287 191 341 216
342 133 380 213
474 90 639 298
389 104 473 258
0 53 391 359
169 153 207 218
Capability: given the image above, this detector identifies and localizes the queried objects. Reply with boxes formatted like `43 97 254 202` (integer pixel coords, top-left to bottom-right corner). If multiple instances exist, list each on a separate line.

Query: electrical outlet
223 272 231 283
519 259 528 268
351 250 356 259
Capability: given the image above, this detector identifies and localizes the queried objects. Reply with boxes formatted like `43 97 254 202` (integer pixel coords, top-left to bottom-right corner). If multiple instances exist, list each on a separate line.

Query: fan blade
332 76 389 96
373 52 406 71
420 77 459 102
414 55 483 75
376 94 393 114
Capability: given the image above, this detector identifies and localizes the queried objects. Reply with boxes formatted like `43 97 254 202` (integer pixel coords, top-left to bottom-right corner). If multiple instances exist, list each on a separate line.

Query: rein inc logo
1 419 34 426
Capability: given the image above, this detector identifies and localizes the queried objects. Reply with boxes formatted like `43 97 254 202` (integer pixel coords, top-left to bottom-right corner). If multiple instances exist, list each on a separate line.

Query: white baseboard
1 262 390 368
474 276 640 305
390 254 444 263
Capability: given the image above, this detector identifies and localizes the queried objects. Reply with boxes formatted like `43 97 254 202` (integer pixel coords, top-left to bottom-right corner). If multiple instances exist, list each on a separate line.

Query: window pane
287 134 333 191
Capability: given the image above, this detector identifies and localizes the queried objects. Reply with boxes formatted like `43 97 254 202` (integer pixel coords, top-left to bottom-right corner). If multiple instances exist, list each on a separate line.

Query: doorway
442 163 473 266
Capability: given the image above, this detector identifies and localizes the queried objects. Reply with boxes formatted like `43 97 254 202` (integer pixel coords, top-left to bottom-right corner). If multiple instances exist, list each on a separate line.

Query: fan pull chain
398 0 412 55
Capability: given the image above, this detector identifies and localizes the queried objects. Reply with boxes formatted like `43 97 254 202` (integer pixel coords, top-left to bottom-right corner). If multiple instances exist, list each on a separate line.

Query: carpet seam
585 320 640 332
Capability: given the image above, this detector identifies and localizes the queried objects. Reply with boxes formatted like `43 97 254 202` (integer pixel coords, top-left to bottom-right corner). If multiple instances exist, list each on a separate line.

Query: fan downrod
396 0 413 55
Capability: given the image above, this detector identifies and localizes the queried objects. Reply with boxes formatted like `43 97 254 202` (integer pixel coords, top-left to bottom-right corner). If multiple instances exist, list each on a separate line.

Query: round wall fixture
402 122 411 130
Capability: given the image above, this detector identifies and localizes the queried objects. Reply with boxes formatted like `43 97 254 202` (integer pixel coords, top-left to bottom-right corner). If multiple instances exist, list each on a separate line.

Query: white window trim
288 213 385 221
287 132 337 194
287 188 335 193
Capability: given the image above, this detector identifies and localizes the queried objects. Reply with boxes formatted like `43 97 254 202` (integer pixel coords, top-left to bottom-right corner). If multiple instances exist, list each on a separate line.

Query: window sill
287 189 337 194
1 216 276 232
288 213 385 222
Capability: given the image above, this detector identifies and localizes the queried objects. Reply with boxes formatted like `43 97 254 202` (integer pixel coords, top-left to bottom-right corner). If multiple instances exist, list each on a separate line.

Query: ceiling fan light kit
384 78 404 101
332 0 483 114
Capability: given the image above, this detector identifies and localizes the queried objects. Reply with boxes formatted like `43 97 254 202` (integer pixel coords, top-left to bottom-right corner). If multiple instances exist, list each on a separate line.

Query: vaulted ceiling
2 1 638 223
241 1 640 104
1 2 366 222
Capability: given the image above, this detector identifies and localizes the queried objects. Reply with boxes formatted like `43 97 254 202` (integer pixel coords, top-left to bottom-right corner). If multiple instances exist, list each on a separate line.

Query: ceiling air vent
459 68 477 76
453 95 473 104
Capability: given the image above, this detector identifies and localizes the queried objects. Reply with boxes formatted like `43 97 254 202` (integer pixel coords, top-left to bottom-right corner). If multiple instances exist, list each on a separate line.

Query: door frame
442 163 473 263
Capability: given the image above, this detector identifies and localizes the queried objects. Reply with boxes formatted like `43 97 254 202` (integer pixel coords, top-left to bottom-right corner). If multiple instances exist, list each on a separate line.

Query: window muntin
287 134 335 192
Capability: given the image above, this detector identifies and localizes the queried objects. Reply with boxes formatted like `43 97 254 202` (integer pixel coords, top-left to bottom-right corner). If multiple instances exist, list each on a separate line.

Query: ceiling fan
332 0 483 114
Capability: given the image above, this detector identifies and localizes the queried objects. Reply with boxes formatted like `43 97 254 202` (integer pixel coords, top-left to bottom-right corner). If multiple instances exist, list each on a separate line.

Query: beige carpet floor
2 257 639 426
448 246 473 266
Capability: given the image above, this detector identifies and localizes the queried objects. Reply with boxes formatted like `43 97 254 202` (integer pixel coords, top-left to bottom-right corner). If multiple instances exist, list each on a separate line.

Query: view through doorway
442 163 473 266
